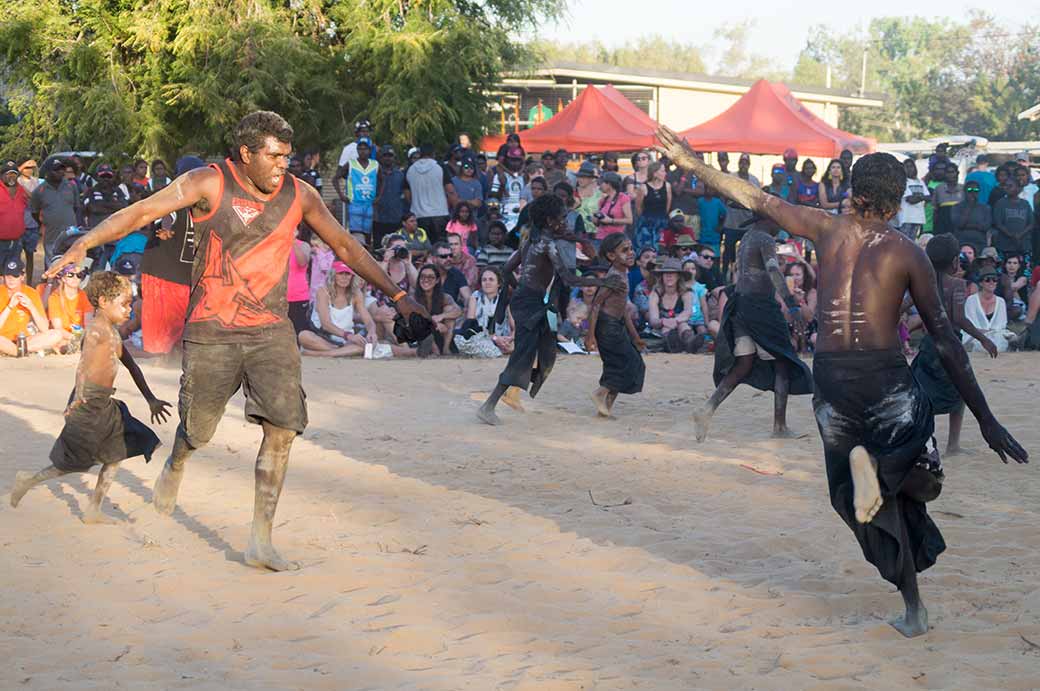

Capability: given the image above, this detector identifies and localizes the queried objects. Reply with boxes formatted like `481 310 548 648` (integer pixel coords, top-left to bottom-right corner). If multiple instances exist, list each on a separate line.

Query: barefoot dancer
586 234 645 418
477 195 622 425
657 128 1028 637
690 226 813 441
911 234 999 455
48 112 429 570
10 272 171 523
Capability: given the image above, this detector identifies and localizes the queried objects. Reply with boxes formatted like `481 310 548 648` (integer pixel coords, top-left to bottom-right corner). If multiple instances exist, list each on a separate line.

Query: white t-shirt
338 143 358 167
1020 183 1038 211
899 178 928 225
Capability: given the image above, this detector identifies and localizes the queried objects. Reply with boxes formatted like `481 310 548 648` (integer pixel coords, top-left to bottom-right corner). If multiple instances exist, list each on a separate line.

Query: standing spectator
429 240 472 305
555 149 577 187
623 150 651 199
540 150 560 188
372 145 405 249
47 264 92 341
84 164 131 269
965 154 998 204
406 144 453 243
139 156 205 357
117 164 142 203
477 222 514 268
334 137 379 244
950 180 991 254
131 159 150 188
489 149 527 238
446 231 478 288
988 164 1011 208
990 177 1034 257
68 156 95 199
716 151 730 174
1016 165 1038 211
782 148 799 188
147 160 172 195
633 161 672 251
601 152 620 174
720 153 761 276
444 143 466 179
931 163 963 235
839 149 854 175
898 158 930 239
16 160 41 282
515 177 548 232
574 161 602 229
286 229 312 337
818 159 848 213
493 133 522 169
793 159 819 207
337 119 374 168
446 204 479 253
30 158 80 271
0 161 30 267
593 172 632 241
553 182 587 239
301 149 323 193
0 257 66 355
450 158 484 220
696 185 727 255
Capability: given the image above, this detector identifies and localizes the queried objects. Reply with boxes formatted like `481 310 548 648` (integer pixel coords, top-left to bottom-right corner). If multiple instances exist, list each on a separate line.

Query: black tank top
642 183 668 217
141 206 196 286
185 159 302 343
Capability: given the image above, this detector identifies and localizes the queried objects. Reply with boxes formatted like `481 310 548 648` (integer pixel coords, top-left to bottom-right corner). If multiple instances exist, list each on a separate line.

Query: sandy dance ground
2 352 1039 689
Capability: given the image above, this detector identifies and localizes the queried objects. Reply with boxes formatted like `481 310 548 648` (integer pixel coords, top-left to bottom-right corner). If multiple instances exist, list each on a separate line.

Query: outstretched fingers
1004 432 1029 464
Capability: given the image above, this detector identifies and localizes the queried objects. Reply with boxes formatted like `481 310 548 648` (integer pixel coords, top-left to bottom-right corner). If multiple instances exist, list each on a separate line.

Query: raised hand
44 241 87 280
654 126 698 170
979 417 1028 464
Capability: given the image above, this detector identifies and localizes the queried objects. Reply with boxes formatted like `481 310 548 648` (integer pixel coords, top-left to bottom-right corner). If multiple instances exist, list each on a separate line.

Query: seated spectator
370 234 419 340
999 253 1029 321
560 262 608 349
398 212 430 252
783 260 818 352
0 257 67 355
298 261 383 357
691 244 723 291
649 258 703 353
456 266 514 355
670 235 697 258
47 263 92 346
963 270 1013 352
429 241 472 305
682 259 718 338
445 232 478 290
660 209 696 250
446 203 478 253
308 233 335 302
286 229 312 337
477 221 515 268
413 264 462 356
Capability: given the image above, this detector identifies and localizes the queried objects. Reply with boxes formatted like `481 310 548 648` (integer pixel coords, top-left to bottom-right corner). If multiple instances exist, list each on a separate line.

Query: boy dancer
10 272 171 523
586 234 645 417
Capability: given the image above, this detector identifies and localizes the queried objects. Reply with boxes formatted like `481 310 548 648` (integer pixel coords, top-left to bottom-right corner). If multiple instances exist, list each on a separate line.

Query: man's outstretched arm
655 126 833 244
300 183 427 319
44 168 220 278
907 250 1027 463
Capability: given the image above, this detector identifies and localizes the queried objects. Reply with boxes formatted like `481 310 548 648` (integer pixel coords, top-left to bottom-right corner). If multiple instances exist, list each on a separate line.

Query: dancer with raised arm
656 126 1028 637
47 111 431 571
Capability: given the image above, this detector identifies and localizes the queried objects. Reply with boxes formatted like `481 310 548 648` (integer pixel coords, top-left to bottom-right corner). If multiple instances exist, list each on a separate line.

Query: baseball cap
18 159 37 171
46 158 67 172
3 257 25 276
379 145 395 157
95 163 115 179
668 208 685 220
1 160 17 175
771 163 787 174
577 161 599 178
406 147 420 160
332 260 353 274
783 148 798 159
449 143 463 154
356 137 373 149
115 258 137 275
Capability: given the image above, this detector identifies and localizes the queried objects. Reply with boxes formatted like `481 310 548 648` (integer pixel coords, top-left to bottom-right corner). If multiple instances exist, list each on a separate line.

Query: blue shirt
697 197 727 250
347 160 378 205
965 170 998 204
688 282 708 325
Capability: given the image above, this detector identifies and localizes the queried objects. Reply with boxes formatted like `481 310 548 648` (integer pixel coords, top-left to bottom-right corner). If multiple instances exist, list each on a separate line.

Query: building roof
1019 102 1040 121
503 62 884 108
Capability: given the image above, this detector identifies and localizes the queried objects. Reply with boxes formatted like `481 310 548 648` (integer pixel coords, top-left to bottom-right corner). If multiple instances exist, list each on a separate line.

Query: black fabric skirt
813 348 945 586
497 285 557 397
50 385 161 472
596 313 645 395
911 335 962 415
714 290 813 395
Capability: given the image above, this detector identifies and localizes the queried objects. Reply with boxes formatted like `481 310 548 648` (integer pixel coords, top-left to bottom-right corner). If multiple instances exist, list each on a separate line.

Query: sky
537 1 1033 73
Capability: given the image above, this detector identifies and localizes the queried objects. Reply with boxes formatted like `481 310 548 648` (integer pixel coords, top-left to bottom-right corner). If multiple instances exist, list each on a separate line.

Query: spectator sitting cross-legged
412 264 462 356
0 256 67 356
47 262 93 348
659 209 696 250
446 231 478 289
477 221 514 269
429 241 472 306
369 234 419 340
649 257 703 353
964 269 1014 352
456 266 515 355
286 227 312 337
682 259 718 339
297 261 395 357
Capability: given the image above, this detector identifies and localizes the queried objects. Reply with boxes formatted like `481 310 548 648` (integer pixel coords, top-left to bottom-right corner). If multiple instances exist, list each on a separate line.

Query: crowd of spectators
2 126 1038 362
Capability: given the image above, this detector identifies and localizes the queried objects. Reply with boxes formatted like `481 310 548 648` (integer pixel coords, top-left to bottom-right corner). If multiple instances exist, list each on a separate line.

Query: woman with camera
369 234 418 340
594 172 633 242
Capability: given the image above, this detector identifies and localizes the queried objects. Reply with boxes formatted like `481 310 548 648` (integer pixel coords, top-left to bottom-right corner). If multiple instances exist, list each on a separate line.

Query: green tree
535 35 707 74
0 0 563 164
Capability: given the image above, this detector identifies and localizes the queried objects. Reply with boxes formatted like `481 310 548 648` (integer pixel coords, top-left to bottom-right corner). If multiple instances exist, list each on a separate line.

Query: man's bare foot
692 407 713 442
501 387 525 412
245 538 300 572
591 389 612 418
152 463 184 515
82 507 120 525
771 425 803 439
476 404 501 426
850 446 883 523
890 604 928 637
10 471 35 508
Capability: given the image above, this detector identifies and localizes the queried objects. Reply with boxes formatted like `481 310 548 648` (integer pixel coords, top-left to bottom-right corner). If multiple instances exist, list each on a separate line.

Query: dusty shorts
178 336 308 448
732 321 775 360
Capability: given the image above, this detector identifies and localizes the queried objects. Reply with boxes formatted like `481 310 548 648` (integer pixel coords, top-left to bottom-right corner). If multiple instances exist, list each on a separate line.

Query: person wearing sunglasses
0 256 67 356
963 269 1014 353
47 262 93 345
692 244 723 291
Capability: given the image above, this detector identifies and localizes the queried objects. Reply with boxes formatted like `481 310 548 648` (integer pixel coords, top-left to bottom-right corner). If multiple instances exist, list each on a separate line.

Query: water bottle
16 332 27 358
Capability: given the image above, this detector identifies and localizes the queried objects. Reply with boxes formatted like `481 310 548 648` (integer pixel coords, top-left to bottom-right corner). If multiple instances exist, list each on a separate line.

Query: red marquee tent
679 80 875 157
481 85 657 154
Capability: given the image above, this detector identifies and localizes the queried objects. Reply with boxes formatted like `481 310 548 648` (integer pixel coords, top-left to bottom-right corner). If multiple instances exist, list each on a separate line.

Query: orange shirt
48 289 93 330
0 285 47 341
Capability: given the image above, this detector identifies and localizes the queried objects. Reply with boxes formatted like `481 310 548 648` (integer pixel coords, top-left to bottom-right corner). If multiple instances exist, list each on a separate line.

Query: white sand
2 352 1038 689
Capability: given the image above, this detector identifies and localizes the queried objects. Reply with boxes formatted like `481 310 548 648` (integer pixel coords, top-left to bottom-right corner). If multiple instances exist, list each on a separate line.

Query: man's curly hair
850 153 906 220
85 272 131 309
233 110 294 161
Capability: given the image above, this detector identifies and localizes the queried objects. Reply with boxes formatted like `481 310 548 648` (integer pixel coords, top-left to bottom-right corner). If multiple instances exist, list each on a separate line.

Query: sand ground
1 352 1038 690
